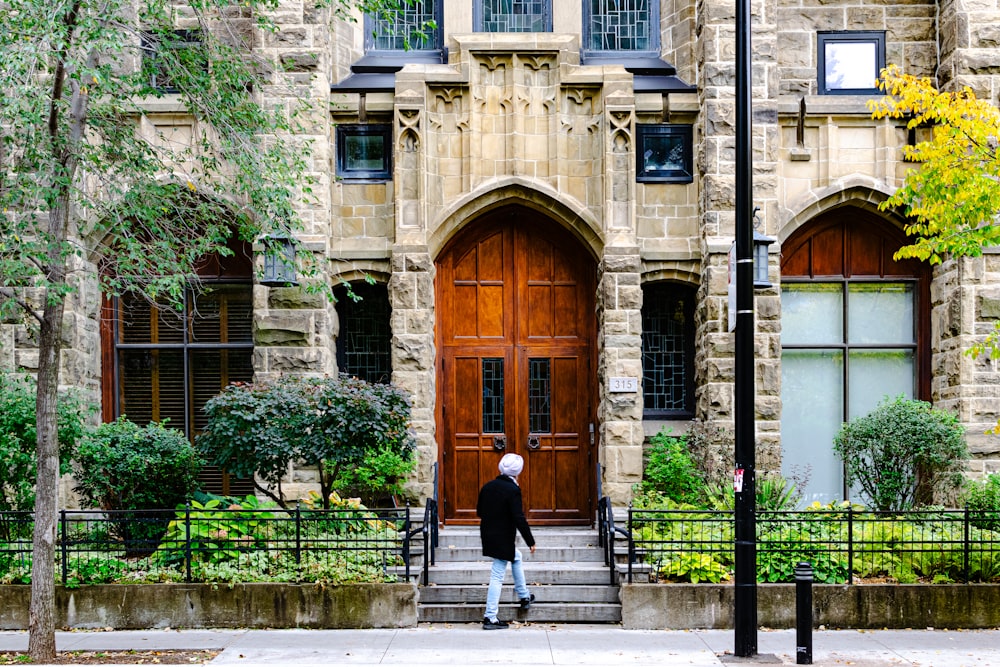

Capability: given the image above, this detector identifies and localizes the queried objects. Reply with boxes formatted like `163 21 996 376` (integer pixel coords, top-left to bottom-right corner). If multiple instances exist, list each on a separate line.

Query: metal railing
623 507 1000 584
0 504 440 586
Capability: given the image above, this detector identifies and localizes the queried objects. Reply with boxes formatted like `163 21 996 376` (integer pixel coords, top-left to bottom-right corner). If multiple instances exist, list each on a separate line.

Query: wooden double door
436 208 597 525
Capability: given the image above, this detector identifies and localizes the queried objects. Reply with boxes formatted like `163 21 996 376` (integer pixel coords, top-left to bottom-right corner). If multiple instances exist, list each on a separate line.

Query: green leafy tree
833 395 969 511
870 66 1000 372
0 374 88 518
198 374 416 509
0 0 423 658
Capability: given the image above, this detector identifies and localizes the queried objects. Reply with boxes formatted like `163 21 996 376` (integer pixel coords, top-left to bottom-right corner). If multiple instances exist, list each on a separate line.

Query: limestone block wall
777 0 937 96
939 0 1000 96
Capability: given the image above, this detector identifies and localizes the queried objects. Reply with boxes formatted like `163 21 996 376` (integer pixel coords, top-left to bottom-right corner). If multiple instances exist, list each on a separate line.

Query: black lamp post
260 232 299 288
734 0 757 653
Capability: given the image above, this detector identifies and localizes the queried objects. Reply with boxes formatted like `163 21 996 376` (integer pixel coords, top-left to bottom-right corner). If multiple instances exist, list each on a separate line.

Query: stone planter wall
0 583 417 630
621 583 1000 630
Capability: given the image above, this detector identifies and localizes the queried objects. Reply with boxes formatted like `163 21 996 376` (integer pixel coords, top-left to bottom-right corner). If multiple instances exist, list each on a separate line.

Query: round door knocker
493 434 507 451
527 435 541 450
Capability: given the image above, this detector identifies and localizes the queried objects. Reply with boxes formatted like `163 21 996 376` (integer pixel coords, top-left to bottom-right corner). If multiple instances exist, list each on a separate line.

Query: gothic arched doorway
436 206 597 525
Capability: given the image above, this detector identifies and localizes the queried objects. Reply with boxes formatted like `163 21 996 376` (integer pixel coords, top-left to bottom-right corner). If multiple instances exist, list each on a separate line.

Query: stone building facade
6 0 1000 517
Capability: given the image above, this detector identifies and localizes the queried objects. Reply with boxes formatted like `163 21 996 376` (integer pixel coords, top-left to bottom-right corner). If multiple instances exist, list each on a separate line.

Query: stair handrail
400 462 440 586
598 496 631 586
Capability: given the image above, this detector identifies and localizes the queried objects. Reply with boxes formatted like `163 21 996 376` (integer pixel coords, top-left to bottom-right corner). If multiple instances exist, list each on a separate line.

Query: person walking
477 452 536 630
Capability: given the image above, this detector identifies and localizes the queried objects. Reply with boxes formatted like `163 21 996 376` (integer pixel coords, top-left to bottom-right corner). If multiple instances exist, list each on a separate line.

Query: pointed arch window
780 209 930 504
101 240 255 496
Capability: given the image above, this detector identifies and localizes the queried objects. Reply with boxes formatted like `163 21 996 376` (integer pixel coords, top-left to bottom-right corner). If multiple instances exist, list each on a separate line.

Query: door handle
527 435 540 450
493 434 507 451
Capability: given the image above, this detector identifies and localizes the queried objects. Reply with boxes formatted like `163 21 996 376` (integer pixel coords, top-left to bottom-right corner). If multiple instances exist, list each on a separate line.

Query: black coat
477 475 535 562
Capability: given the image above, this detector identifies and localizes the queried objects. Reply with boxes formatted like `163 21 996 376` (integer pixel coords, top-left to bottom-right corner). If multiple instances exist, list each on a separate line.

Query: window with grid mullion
480 0 549 32
370 0 438 51
588 0 652 51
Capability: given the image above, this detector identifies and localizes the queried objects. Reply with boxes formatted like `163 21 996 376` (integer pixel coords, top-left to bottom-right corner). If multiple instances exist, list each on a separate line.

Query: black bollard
795 561 813 664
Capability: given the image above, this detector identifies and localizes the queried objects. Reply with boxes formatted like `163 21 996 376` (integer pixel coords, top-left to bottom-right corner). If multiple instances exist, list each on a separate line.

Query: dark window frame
335 124 393 181
583 0 659 58
474 0 553 33
817 31 885 96
641 282 696 419
636 124 694 183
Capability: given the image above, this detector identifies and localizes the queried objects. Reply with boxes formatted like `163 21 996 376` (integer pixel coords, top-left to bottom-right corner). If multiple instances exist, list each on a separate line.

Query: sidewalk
3 625 1000 667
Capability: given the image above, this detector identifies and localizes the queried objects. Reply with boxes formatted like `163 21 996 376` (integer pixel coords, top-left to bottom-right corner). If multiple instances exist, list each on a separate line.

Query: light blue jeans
484 548 530 620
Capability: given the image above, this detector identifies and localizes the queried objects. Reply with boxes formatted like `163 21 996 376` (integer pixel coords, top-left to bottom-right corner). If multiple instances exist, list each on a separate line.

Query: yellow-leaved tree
870 65 1000 365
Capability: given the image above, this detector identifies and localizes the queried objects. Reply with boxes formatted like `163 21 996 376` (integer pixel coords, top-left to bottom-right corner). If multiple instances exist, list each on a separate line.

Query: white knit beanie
498 453 524 477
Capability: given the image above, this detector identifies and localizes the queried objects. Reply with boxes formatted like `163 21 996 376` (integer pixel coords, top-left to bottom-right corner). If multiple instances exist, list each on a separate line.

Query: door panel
438 208 596 525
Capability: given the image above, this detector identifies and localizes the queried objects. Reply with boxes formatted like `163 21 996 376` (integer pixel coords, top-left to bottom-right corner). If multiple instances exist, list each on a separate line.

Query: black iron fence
622 506 1000 584
0 504 430 586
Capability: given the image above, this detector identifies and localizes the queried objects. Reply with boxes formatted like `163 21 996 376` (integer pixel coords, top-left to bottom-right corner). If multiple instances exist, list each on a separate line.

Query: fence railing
625 507 1000 584
0 504 433 586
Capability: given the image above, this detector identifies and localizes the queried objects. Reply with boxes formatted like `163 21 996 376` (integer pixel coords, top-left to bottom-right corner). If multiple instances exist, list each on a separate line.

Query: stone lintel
333 248 390 261
640 249 700 262
450 33 580 64
775 94 881 116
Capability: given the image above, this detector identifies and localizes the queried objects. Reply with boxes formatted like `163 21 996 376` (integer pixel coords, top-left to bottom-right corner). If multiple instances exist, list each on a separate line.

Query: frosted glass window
848 349 914 418
781 350 845 504
847 283 914 345
781 283 843 345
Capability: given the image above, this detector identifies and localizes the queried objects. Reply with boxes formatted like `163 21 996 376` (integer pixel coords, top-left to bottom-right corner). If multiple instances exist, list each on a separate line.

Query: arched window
101 240 255 497
641 282 695 418
780 208 930 503
334 281 392 385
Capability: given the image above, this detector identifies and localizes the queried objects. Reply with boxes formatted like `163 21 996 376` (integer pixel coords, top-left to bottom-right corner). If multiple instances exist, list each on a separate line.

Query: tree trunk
28 288 66 661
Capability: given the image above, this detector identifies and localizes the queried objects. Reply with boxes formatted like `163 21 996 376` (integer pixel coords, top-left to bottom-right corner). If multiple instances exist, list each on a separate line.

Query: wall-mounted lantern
753 229 775 288
752 208 775 288
260 231 298 288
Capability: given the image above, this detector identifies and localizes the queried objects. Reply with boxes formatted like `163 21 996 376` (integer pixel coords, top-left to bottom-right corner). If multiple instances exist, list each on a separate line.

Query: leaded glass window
528 358 551 434
587 0 655 52
477 0 551 32
335 282 392 385
482 358 505 433
367 0 441 52
641 283 695 417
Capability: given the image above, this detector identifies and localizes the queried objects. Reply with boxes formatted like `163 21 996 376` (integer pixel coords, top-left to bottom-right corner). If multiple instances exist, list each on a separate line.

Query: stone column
252 0 337 379
933 0 1000 476
696 0 780 473
389 249 437 500
597 248 645 503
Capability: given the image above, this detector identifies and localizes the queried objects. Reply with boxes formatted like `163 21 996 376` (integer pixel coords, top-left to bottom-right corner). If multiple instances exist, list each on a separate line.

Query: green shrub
702 474 801 511
73 418 201 552
963 473 1000 531
833 395 968 511
658 552 730 583
152 495 273 567
640 428 703 504
198 374 416 509
0 373 89 521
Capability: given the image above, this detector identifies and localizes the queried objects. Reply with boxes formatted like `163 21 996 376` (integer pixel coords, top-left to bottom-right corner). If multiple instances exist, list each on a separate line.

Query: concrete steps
417 526 621 624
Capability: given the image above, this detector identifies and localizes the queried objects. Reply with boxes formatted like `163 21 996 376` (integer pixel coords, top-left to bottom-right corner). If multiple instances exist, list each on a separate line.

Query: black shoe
483 617 509 630
519 594 535 610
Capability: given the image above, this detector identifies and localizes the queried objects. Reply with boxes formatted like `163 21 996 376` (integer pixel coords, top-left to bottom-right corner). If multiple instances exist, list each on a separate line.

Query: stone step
418 602 622 624
433 546 605 562
419 583 620 604
425 561 616 586
435 528 599 550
